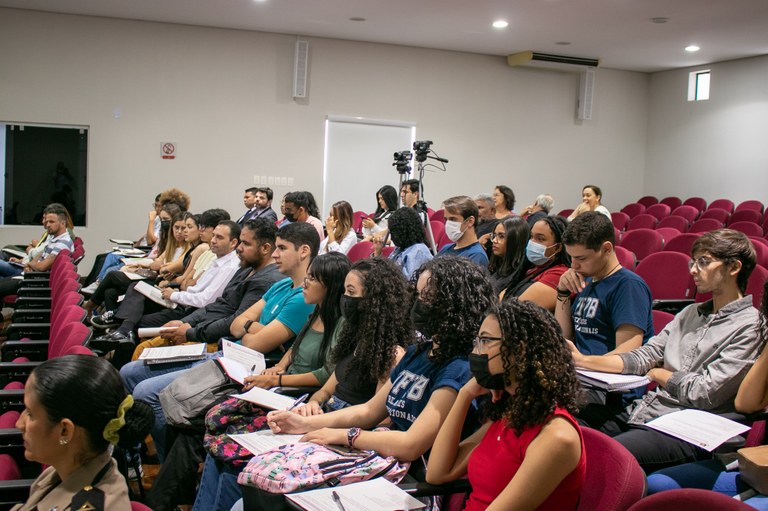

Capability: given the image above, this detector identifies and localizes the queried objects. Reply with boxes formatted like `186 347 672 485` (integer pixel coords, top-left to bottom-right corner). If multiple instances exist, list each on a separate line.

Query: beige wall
0 8 650 269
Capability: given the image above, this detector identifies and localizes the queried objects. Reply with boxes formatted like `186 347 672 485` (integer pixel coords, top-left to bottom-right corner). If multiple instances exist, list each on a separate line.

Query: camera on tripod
392 150 412 174
413 140 433 163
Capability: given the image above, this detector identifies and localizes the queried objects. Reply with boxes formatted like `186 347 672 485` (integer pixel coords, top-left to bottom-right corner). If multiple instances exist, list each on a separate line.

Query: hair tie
103 395 134 445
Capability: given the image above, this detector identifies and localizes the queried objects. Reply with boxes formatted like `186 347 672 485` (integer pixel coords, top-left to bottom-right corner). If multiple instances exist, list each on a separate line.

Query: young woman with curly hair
374 206 433 279
427 299 585 511
267 256 493 461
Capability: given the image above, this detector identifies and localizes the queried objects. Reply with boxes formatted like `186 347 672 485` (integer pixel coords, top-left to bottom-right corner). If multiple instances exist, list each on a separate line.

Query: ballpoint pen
248 364 256 376
287 393 309 411
332 490 347 511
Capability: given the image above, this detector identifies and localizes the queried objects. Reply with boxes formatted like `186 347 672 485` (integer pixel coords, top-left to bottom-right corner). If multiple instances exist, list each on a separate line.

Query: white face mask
444 220 465 242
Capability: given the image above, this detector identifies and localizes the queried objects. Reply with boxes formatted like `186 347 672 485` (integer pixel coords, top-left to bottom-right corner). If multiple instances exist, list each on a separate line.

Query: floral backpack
237 437 410 494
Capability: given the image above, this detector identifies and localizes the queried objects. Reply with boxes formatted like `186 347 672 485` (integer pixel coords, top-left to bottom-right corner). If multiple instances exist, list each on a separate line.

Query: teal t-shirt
259 277 315 335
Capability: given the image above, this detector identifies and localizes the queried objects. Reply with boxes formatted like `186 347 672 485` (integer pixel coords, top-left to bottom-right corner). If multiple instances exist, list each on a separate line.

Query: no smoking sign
161 142 177 160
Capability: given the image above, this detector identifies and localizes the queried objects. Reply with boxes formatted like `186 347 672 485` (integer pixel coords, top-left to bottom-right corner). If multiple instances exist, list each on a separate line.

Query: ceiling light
492 20 508 29
685 45 700 52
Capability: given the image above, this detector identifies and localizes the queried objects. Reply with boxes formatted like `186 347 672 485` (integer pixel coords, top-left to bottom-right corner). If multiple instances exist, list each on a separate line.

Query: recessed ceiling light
651 17 669 24
685 45 700 52
349 17 366 22
492 20 509 29
555 41 571 46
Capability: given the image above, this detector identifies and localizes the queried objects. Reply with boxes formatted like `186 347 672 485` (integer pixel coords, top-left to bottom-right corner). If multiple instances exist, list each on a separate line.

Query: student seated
426 299 585 511
437 195 489 266
373 206 432 279
488 216 531 296
13 355 153 511
570 229 762 472
567 184 610 220
319 200 358 255
644 280 768 505
362 185 398 241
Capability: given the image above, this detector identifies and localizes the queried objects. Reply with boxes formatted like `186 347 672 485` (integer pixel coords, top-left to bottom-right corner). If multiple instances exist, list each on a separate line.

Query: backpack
237 439 410 494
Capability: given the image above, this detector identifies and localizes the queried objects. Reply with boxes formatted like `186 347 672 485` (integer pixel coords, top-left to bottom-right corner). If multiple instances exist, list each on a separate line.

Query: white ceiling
3 0 768 72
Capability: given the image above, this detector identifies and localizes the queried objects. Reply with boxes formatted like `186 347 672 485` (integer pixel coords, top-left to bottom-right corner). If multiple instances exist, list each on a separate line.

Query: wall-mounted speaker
577 68 595 121
293 40 309 99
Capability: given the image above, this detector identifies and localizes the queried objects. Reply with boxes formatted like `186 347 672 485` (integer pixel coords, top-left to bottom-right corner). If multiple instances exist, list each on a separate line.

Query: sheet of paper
138 343 206 361
136 326 178 339
2 248 26 258
135 280 177 309
287 478 426 511
646 409 750 452
227 430 303 456
123 272 146 281
121 257 153 266
576 369 650 390
109 238 135 245
218 340 266 384
233 387 298 411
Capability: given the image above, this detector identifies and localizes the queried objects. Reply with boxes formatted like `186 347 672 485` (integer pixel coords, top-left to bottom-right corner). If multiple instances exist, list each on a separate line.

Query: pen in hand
288 393 309 411
332 490 347 511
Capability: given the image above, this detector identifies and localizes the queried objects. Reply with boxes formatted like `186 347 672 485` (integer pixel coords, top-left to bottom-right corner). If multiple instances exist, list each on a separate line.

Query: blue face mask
526 240 556 266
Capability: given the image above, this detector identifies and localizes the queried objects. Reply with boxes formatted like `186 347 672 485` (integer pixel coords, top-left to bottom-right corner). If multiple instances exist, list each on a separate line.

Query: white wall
0 8 650 269
645 55 768 205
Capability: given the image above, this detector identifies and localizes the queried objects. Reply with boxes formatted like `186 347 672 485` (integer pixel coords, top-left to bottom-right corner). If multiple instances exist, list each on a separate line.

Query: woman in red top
426 299 586 511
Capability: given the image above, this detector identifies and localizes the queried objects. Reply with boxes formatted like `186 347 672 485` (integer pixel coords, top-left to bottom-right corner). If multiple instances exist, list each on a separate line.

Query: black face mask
339 295 363 320
410 300 435 338
283 211 296 222
160 220 171 231
469 352 506 390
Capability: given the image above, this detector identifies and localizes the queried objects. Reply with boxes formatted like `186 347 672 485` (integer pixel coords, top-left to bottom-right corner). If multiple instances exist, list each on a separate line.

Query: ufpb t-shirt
571 268 654 356
386 344 473 432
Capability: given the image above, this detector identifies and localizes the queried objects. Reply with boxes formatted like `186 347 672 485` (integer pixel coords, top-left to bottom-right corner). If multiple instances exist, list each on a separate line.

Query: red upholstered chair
662 233 701 256
351 211 367 234
131 502 154 511
615 228 623 244
671 205 700 223
615 246 637 271
660 196 683 210
381 246 395 258
429 221 446 250
699 208 730 224
728 209 763 225
346 241 374 262
751 240 768 268
657 216 689 232
63 344 97 356
635 252 696 301
0 410 20 429
750 236 768 247
577 428 646 511
736 199 765 215
612 212 630 231
746 265 768 309
621 203 646 219
652 310 675 335
429 209 445 223
627 214 658 231
557 208 574 218
626 489 754 511
437 231 453 251
683 197 708 213
0 454 22 481
707 198 735 213
637 196 658 208
689 218 723 233
655 228 682 244
645 203 671 221
729 221 764 237
620 229 664 261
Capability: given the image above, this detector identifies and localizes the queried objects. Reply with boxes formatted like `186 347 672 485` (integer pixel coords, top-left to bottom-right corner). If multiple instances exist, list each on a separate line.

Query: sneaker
80 281 100 295
90 310 119 329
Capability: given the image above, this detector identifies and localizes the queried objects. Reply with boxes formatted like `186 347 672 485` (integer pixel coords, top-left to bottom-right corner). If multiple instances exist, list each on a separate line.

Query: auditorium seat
751 240 768 268
620 229 663 260
689 218 723 233
662 233 701 256
626 214 658 231
636 252 696 301
750 236 768 247
652 310 675 335
637 196 658 208
611 211 630 231
729 221 764 237
746 265 768 309
728 209 763 225
557 208 574 218
735 199 765 215
699 208 730 224
645 203 671 221
682 197 707 213
670 205 700 224
620 203 646 219
615 246 637 271
659 196 683 210
657 216 689 232
655 227 682 244
428 209 445 223
352 211 366 234
626 489 754 511
345 241 374 262
707 198 734 213
429 221 445 249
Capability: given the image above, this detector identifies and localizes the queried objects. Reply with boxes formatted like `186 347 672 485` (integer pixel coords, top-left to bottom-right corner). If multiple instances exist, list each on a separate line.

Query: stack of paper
134 280 177 309
286 478 426 511
227 430 303 456
138 344 206 365
646 409 750 452
216 340 266 384
234 387 302 411
576 369 650 391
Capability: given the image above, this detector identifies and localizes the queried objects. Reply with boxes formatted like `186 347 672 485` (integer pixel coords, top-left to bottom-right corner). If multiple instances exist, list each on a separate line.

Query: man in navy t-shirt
437 195 489 267
554 212 653 424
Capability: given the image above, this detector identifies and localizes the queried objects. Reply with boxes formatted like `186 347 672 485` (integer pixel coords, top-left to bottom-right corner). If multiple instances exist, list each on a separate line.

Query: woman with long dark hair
427 300 585 511
488 216 531 296
362 185 398 241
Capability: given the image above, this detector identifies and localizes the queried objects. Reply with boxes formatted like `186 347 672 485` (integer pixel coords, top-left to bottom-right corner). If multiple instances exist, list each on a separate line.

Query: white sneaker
81 281 100 295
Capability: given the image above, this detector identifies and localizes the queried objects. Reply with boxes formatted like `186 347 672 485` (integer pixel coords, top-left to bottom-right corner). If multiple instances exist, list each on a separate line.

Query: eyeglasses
688 256 719 271
473 335 503 350
303 275 317 287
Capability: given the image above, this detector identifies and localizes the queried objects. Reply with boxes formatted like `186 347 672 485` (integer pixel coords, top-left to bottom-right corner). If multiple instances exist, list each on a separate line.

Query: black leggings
90 270 139 311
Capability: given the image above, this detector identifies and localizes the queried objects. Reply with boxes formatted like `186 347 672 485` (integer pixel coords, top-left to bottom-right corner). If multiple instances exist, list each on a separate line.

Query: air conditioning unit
507 51 600 71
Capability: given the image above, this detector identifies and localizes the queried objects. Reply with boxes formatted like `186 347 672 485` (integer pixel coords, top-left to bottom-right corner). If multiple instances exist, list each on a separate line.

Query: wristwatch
347 427 361 448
